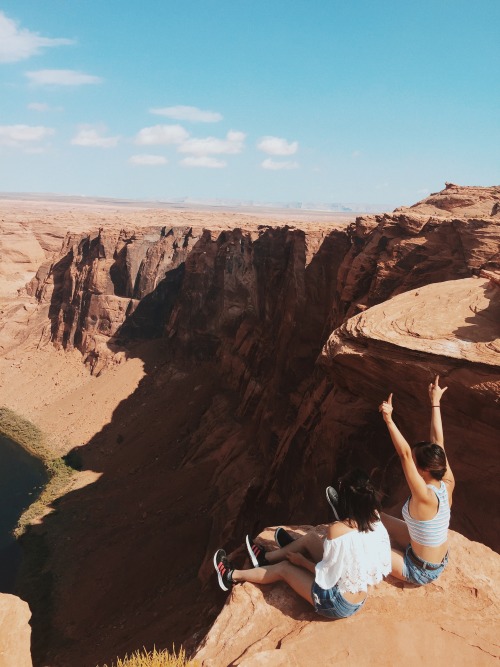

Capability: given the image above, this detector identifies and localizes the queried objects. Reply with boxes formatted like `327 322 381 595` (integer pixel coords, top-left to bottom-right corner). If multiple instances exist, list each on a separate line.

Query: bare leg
265 530 324 565
381 512 410 549
233 561 315 606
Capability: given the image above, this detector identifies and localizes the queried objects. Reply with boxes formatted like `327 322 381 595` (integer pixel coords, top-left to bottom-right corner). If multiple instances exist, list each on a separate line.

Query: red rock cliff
11 185 500 666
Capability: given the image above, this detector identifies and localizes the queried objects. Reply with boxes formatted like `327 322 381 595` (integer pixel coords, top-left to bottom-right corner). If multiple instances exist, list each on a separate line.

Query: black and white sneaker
326 486 340 521
274 527 294 548
213 548 233 591
245 535 268 567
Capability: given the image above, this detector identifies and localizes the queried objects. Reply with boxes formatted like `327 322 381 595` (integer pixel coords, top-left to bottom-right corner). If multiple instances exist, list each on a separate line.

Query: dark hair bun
413 442 447 480
337 468 381 532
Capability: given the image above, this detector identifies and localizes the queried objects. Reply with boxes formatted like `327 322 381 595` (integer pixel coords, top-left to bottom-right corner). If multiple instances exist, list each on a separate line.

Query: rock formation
195 528 500 666
0 185 498 666
0 222 46 298
0 594 32 667
321 273 500 548
26 225 200 374
23 185 500 373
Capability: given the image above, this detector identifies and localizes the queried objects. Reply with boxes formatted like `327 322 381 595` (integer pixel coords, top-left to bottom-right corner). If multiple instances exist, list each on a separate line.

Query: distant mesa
0 191 388 214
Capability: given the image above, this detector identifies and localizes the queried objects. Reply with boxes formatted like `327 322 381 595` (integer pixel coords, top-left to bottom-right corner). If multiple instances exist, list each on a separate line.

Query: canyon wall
1 185 499 666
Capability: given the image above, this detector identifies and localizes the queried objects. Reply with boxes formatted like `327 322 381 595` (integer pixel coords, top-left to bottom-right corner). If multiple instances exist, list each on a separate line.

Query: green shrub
0 406 74 536
0 406 48 462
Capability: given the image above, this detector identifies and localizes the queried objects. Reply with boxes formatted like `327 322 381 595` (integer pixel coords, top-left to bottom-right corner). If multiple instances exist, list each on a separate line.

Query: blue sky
0 1 498 207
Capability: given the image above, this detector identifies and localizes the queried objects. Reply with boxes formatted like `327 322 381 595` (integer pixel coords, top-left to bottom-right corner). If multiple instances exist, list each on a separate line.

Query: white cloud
0 124 54 147
180 156 226 168
150 105 223 123
261 158 299 170
129 154 167 166
257 136 298 156
178 130 245 156
351 150 361 158
71 126 119 148
0 11 74 63
28 102 64 113
26 69 102 86
135 124 189 146
28 102 49 112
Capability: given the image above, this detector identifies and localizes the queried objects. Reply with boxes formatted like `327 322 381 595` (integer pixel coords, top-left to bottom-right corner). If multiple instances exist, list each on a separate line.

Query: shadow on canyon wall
22 227 363 667
453 281 500 343
19 203 500 667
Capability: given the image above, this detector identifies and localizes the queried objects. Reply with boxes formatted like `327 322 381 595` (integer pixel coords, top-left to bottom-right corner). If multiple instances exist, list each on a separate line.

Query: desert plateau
0 184 499 666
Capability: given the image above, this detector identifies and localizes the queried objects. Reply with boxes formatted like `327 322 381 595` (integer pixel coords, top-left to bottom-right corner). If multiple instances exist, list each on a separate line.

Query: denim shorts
402 545 449 586
311 581 366 619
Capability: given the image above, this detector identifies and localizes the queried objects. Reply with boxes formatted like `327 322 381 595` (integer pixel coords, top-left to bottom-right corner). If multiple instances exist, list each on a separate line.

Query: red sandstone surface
0 594 32 667
0 185 499 666
195 528 500 666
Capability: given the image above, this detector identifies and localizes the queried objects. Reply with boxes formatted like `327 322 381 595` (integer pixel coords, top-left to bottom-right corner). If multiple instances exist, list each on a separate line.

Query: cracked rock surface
195 527 500 667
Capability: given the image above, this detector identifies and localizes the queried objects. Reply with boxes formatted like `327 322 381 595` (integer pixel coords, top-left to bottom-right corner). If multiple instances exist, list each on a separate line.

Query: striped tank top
402 481 450 547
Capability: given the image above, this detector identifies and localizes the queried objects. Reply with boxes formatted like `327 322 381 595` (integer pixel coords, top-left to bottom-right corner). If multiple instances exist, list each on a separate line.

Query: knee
275 560 293 579
304 530 316 544
303 530 320 549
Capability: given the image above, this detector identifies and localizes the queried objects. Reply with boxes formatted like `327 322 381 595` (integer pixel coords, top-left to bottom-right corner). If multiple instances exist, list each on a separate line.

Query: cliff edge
195 528 500 667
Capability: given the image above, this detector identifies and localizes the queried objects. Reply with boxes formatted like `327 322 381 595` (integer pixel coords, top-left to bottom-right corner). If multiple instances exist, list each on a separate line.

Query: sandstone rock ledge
0 594 32 667
195 528 500 667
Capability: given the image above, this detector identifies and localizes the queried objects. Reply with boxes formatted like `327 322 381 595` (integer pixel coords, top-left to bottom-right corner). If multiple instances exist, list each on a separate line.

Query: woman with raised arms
379 375 454 585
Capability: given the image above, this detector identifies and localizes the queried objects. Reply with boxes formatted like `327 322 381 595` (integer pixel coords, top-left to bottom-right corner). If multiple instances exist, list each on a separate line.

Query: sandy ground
0 346 146 455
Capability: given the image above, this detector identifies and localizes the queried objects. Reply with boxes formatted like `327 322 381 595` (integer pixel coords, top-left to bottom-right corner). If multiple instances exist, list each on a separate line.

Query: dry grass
98 647 198 667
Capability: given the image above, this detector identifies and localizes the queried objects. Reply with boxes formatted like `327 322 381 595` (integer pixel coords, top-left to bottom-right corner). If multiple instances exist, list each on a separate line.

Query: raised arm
379 394 411 458
379 394 431 503
428 375 455 490
429 375 447 446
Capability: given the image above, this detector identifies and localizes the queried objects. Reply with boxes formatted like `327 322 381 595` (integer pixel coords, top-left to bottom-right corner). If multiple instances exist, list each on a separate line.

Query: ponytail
413 442 447 480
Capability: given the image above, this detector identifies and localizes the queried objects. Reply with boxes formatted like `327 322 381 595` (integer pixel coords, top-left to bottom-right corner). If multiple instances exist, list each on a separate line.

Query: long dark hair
336 468 381 532
413 441 447 480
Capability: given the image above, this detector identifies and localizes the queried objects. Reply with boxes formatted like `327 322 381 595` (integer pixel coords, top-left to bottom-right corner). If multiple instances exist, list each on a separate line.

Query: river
0 434 47 592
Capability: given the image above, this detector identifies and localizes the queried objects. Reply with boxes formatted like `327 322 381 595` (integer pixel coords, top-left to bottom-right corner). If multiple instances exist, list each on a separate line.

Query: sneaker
274 527 294 548
245 535 268 567
213 548 233 591
326 486 340 521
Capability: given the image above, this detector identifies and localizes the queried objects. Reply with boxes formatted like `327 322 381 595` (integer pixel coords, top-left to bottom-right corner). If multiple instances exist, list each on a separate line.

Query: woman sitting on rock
379 375 454 585
213 468 391 619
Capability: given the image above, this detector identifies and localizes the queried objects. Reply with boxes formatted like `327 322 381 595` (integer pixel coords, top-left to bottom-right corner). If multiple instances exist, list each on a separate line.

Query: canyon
0 184 499 666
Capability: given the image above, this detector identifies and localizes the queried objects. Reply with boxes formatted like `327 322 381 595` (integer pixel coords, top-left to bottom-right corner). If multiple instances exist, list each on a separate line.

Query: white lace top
315 520 391 594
